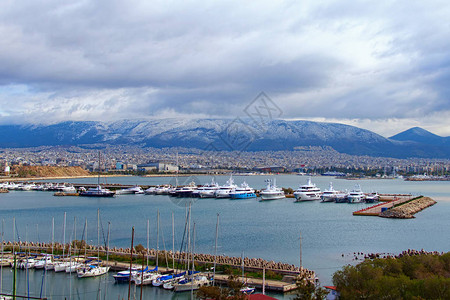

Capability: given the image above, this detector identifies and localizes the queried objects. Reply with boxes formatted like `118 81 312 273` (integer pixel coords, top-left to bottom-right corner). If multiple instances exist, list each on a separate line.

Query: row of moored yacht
0 182 77 193
144 176 286 201
293 178 379 203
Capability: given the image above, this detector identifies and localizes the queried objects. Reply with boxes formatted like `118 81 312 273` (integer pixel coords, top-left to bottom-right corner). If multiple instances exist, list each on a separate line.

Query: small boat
133 268 160 285
229 182 256 199
259 179 285 201
77 264 110 278
152 274 174 287
113 266 148 283
173 275 210 292
33 255 53 269
162 272 186 290
294 177 321 202
240 286 256 294
79 185 115 197
347 185 365 203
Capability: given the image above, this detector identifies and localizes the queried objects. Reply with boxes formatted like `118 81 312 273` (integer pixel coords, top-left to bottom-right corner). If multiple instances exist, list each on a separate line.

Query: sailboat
77 209 110 278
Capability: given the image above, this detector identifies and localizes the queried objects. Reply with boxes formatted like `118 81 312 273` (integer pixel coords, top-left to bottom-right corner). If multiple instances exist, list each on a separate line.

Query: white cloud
0 0 449 136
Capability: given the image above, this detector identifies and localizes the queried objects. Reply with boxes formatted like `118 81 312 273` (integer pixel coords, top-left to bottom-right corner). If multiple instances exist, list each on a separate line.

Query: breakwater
379 196 437 219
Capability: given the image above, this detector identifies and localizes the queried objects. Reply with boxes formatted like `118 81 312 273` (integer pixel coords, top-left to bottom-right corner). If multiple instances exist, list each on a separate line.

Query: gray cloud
0 0 450 135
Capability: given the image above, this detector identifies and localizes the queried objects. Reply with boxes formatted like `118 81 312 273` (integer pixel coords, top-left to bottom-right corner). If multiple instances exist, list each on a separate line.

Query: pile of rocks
379 197 436 219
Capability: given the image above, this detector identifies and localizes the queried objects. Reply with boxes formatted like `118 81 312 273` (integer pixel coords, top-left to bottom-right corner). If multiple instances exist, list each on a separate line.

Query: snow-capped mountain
0 119 449 158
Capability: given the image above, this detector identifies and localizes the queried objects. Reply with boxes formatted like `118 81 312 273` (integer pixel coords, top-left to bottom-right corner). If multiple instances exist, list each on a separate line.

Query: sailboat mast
172 212 175 271
106 222 110 264
98 151 101 186
156 210 160 268
1 219 3 293
51 217 54 258
97 209 100 260
191 222 196 298
146 219 149 267
63 212 66 258
213 213 219 286
128 226 134 300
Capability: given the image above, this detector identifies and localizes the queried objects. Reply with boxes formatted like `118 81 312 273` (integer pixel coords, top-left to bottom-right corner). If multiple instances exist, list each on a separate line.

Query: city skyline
1 1 450 137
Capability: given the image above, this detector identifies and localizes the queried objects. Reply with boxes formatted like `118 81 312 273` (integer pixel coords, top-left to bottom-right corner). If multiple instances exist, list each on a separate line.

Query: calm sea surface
1 175 450 299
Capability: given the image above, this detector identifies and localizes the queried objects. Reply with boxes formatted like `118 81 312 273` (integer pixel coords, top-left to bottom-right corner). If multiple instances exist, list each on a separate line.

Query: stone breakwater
2 241 313 278
379 196 436 219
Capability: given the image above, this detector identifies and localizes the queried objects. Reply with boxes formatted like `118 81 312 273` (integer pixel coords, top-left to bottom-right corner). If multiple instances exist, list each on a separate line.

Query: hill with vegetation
11 166 90 178
333 250 450 299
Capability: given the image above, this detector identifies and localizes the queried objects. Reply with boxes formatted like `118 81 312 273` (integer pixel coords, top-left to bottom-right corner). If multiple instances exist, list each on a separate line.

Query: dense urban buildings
1 145 449 177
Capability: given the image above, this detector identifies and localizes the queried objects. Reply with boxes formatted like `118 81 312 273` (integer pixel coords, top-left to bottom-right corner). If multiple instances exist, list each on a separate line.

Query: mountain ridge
0 119 449 159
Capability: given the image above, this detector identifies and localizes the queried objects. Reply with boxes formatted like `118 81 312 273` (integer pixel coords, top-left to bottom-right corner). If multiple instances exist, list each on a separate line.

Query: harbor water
1 175 450 299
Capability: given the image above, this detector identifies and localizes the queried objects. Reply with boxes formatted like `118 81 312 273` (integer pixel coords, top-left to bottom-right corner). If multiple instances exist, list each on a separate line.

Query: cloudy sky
1 0 449 137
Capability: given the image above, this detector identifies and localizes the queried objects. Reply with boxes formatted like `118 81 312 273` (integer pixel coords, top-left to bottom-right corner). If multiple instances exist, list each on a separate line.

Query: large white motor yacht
294 177 321 202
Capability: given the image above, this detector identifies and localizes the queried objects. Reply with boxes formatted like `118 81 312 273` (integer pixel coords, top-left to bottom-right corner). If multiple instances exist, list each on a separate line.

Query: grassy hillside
11 166 90 178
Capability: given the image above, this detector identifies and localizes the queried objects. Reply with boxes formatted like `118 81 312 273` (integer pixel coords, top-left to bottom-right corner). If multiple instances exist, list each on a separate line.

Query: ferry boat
347 185 365 203
259 179 285 201
229 182 256 199
294 177 321 202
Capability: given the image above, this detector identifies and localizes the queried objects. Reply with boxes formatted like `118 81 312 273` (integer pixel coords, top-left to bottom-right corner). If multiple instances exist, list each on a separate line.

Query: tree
196 275 246 300
292 274 327 300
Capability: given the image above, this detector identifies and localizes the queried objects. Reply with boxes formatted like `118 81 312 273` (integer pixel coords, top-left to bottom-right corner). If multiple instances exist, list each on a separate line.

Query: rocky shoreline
379 196 436 219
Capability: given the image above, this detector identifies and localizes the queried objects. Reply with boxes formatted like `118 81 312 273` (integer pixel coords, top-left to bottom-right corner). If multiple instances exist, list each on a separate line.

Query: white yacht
347 184 365 203
79 185 115 197
294 177 321 202
60 185 77 193
115 185 144 195
155 185 172 195
259 179 285 201
195 179 220 198
320 182 340 202
229 182 256 199
214 176 238 198
365 192 380 203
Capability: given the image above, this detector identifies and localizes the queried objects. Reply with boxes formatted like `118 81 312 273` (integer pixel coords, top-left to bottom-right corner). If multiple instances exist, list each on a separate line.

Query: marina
0 175 449 299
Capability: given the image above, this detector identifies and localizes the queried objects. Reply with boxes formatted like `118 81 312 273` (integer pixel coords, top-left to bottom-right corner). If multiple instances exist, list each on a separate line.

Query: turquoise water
1 175 450 299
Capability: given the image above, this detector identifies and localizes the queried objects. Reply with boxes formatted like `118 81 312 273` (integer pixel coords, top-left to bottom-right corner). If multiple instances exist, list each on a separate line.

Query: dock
1 242 312 293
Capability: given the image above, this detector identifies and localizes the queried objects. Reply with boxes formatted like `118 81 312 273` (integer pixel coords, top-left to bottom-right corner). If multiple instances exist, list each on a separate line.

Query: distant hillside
1 120 450 158
390 127 450 146
11 166 90 178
